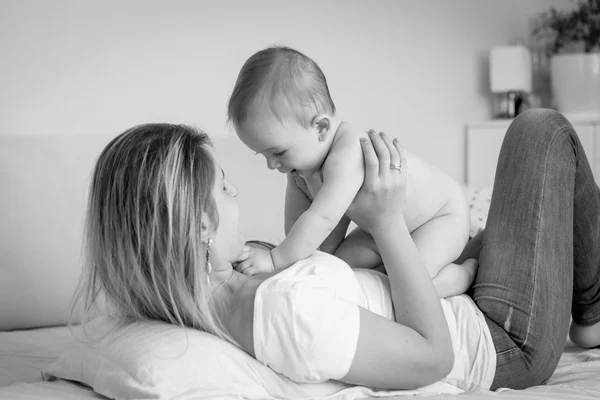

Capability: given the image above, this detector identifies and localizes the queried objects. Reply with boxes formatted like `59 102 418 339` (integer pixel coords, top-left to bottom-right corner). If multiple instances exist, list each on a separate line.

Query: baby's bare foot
461 258 479 287
569 320 600 348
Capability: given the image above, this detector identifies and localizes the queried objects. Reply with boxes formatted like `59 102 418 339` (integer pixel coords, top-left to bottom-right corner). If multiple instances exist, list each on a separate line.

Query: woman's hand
340 130 454 389
352 130 407 231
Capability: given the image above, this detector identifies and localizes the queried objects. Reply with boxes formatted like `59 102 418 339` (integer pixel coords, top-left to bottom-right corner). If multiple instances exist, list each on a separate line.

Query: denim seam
496 346 520 357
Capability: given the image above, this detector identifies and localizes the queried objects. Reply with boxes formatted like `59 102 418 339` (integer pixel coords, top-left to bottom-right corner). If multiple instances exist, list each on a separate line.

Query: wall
0 0 570 241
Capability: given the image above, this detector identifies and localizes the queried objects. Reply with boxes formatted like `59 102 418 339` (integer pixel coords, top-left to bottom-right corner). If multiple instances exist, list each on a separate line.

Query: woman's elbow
431 344 455 381
402 354 454 390
413 342 454 387
400 344 454 389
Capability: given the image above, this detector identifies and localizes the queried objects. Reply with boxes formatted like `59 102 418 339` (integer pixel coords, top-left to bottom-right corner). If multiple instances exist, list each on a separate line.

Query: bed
1 135 600 400
2 324 600 400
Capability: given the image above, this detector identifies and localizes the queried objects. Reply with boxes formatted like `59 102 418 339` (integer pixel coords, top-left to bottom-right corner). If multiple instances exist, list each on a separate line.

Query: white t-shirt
253 251 496 392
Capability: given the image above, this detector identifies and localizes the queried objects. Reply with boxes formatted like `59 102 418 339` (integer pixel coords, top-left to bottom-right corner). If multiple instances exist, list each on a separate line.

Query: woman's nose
266 157 279 170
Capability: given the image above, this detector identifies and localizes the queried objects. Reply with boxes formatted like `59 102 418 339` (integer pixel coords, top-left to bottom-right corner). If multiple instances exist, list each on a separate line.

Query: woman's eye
223 182 236 196
274 150 286 157
223 182 238 197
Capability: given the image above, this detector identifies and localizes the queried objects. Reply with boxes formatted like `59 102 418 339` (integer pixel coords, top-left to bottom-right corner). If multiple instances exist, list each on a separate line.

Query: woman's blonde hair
71 123 236 345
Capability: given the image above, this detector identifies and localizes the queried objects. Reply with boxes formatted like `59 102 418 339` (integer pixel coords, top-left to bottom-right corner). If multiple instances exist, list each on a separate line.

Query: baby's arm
284 174 312 236
285 174 351 255
271 137 364 270
319 215 351 254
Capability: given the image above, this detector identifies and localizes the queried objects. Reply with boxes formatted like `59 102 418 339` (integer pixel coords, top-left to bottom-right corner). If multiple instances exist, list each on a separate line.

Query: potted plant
532 0 600 114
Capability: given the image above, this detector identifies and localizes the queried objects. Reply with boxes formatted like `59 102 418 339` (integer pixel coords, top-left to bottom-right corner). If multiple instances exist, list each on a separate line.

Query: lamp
489 45 532 118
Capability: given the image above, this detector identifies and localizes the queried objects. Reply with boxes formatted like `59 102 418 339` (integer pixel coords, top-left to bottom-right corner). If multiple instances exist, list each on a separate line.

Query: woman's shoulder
259 252 362 295
222 278 262 357
253 252 366 321
225 252 360 357
252 253 363 382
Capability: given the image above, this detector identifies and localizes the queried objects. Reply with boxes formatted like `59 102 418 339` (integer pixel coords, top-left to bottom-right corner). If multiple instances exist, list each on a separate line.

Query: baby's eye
273 150 286 157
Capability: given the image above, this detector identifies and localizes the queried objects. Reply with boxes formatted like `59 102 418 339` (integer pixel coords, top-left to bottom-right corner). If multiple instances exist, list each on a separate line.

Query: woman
75 108 600 392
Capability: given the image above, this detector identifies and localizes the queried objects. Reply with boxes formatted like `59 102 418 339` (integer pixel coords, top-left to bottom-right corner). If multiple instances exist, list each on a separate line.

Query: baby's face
236 110 326 177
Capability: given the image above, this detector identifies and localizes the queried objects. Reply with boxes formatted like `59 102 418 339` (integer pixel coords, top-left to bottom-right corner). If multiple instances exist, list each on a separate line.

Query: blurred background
0 0 571 242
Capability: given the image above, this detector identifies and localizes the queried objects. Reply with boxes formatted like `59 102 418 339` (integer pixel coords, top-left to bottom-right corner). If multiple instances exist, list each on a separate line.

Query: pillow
464 186 493 237
43 317 462 399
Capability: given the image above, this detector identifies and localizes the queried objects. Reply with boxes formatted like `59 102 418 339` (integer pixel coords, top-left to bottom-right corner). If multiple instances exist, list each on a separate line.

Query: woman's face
209 159 245 268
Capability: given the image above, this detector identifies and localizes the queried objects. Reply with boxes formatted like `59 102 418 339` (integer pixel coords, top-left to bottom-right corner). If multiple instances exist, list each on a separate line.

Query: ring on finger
390 163 403 171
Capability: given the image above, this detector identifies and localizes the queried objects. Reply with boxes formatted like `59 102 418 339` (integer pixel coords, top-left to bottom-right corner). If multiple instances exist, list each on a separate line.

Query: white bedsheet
0 326 73 386
1 326 600 400
0 326 101 399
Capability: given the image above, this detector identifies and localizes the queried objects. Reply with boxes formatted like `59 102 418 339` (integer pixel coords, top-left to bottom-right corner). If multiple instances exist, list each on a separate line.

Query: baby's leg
411 212 470 278
334 227 382 270
433 259 478 298
454 230 484 265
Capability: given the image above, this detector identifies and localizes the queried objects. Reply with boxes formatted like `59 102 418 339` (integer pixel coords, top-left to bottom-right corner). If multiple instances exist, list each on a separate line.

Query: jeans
469 109 600 390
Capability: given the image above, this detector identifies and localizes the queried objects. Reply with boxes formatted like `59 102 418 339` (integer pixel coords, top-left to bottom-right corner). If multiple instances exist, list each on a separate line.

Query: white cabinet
466 114 600 188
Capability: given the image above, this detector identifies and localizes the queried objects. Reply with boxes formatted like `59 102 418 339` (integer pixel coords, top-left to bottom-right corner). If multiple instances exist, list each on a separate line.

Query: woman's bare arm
340 132 454 389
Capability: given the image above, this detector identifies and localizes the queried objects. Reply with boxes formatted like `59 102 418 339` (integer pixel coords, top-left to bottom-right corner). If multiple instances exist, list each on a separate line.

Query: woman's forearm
371 216 452 354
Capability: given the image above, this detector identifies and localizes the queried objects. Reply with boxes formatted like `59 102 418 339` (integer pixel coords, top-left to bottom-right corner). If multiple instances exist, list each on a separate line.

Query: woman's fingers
393 136 408 178
361 131 405 186
360 135 379 186
369 131 390 175
355 129 407 231
378 132 401 170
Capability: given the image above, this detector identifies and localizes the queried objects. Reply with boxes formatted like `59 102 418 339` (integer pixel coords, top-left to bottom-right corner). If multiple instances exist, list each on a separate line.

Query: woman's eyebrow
221 168 225 180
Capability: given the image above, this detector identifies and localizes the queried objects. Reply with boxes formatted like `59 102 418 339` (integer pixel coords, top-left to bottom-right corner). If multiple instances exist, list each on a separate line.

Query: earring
205 238 213 284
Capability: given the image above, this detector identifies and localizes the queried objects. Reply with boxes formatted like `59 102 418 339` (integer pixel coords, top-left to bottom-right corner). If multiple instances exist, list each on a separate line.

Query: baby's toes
462 259 479 280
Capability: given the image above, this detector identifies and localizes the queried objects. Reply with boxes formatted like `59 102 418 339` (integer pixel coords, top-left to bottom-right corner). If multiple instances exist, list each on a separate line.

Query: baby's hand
234 247 275 276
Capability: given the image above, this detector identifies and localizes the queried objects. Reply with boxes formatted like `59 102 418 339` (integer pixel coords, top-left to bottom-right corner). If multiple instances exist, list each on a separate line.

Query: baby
228 46 474 296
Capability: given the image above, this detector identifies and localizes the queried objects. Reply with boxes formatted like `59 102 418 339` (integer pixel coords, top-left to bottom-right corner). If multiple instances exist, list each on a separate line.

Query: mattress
0 326 101 399
1 326 600 399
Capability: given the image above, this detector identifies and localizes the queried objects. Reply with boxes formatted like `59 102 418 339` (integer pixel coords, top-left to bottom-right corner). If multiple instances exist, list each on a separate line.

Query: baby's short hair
227 46 336 129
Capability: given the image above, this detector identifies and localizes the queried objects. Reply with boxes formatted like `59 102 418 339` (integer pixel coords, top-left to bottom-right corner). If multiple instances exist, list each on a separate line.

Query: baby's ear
313 114 332 142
